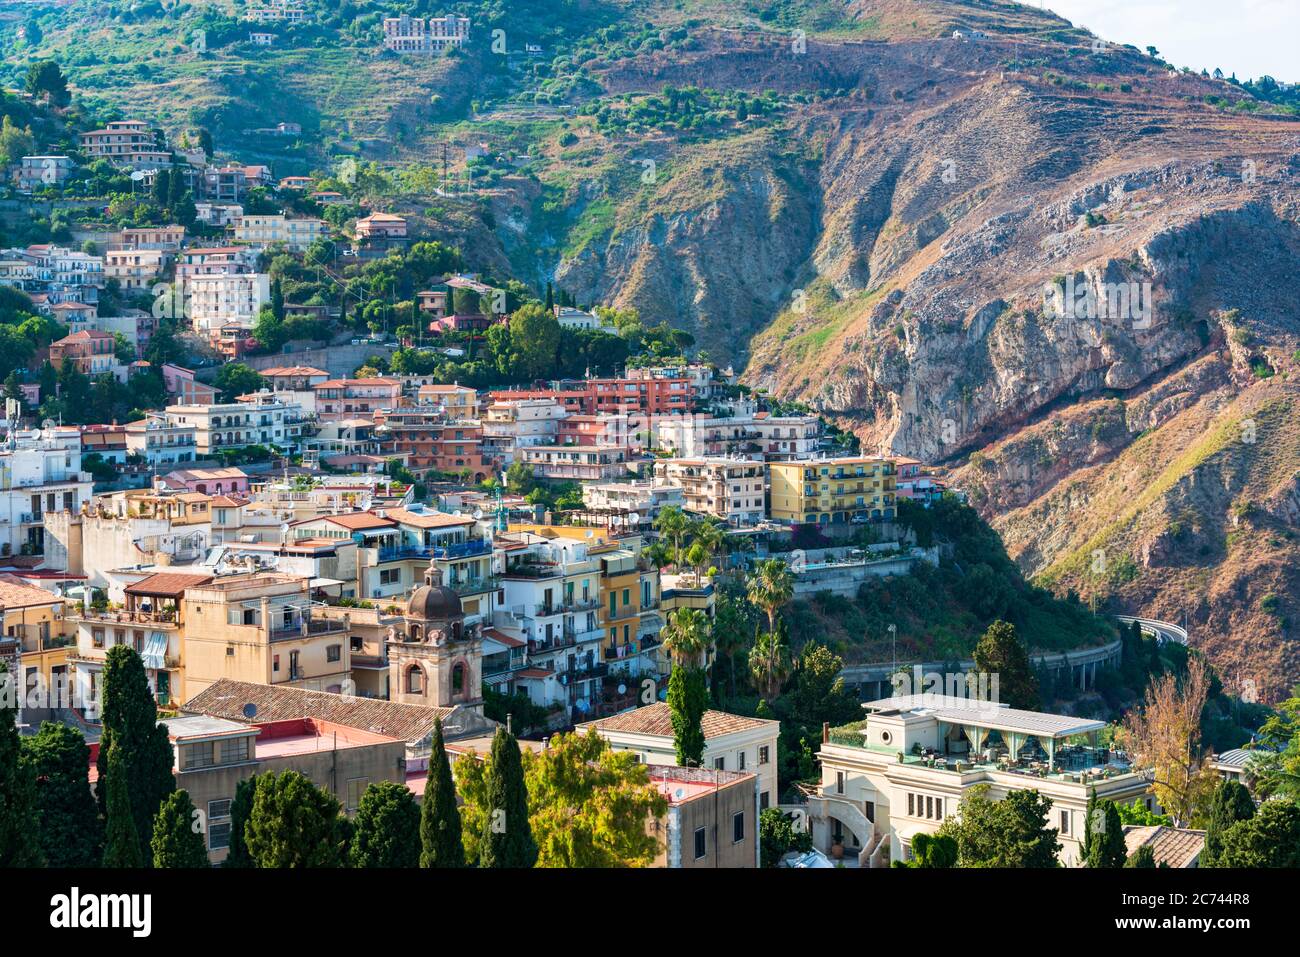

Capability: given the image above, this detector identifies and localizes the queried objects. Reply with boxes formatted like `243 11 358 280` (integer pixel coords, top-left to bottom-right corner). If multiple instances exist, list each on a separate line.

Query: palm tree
689 519 727 581
653 506 689 568
746 557 794 633
749 619 792 699
661 607 712 671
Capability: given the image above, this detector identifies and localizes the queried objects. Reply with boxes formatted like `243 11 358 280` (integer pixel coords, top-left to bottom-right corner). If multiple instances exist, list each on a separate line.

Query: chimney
822 721 830 744
506 713 513 735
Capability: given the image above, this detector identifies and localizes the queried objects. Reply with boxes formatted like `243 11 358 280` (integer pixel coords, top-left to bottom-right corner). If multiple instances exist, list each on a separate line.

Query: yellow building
768 456 897 525
0 576 74 704
181 572 352 698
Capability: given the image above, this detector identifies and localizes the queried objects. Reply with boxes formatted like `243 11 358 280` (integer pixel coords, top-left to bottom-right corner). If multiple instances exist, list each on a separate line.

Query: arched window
406 666 423 694
451 662 465 697
409 624 422 643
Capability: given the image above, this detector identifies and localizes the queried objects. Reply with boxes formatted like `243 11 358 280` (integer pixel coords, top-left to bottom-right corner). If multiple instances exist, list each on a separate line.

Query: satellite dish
628 513 641 525
617 683 626 695
472 508 484 521
130 170 148 181
41 418 56 430
242 703 258 719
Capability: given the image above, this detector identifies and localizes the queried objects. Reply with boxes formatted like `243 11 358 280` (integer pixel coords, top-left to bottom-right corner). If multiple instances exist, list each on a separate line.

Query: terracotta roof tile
1122 826 1205 869
0 575 63 610
578 702 777 739
124 572 214 598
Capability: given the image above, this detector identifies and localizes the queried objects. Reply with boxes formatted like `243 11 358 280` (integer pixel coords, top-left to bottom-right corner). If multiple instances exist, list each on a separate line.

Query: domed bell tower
387 559 483 712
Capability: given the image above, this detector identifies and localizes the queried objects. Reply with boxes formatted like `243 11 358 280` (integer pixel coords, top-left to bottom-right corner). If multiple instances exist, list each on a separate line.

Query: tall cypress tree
223 776 257 868
420 719 464 867
479 728 536 868
244 771 345 868
1202 779 1255 866
1085 801 1127 868
668 663 707 767
0 663 42 867
102 738 144 868
96 645 176 863
23 721 101 867
151 789 209 868
1081 787 1099 862
351 781 420 868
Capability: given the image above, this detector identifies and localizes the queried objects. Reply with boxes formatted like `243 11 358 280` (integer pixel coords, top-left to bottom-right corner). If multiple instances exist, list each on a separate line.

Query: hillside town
0 7 1296 910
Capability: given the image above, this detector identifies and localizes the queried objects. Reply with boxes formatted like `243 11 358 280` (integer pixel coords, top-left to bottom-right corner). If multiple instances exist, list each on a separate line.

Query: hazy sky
1044 0 1297 81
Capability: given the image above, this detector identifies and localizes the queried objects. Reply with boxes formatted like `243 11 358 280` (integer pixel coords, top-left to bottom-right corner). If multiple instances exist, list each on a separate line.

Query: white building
382 14 470 53
577 702 781 811
0 427 95 558
164 392 305 455
186 272 270 334
233 215 328 251
554 306 601 330
809 694 1155 867
653 458 767 526
581 481 685 523
482 397 565 464
125 414 199 468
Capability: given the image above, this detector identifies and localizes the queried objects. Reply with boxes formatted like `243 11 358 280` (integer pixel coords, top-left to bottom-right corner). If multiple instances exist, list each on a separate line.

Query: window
759 746 770 766
209 822 231 851
693 827 707 861
836 771 844 794
326 644 341 663
737 750 746 770
208 799 232 820
925 796 934 819
273 654 280 673
346 777 369 812
183 743 214 771
760 791 770 810
219 737 249 765
732 811 745 844
865 800 875 823
713 756 725 771
407 667 423 694
908 793 915 816
1060 810 1070 835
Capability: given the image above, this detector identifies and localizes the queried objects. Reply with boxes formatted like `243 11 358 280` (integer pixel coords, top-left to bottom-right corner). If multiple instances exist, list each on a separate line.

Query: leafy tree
214 362 264 401
244 771 346 868
749 618 793 699
453 750 489 867
668 663 708 767
1120 656 1215 826
102 738 144 868
759 807 812 866
419 719 464 868
350 781 420 867
944 784 1060 867
1250 695 1300 800
1201 779 1255 866
0 663 42 866
25 60 69 106
1216 799 1300 868
223 777 256 868
0 116 34 168
95 645 175 862
151 790 209 868
894 831 958 868
506 302 561 380
23 721 101 867
789 643 861 729
660 606 711 670
479 728 536 868
526 730 668 867
973 619 1039 709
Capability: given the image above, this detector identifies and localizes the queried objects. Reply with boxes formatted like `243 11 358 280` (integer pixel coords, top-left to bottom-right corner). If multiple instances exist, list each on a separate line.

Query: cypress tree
351 781 420 868
0 663 42 867
478 728 536 868
151 168 171 208
96 645 176 862
1085 801 1127 868
668 663 707 767
102 738 144 868
244 771 345 868
1081 787 1099 861
223 776 257 868
419 719 464 867
1202 779 1255 866
23 721 101 867
151 789 208 868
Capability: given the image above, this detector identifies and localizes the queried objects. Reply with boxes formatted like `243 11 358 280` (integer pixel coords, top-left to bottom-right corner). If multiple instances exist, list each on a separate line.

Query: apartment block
768 455 897 524
653 457 767 526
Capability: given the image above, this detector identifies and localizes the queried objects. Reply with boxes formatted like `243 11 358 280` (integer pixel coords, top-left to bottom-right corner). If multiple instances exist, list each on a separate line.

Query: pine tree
1202 779 1255 866
102 738 144 868
351 781 420 868
23 721 101 867
420 719 464 867
668 663 707 767
151 168 171 208
0 663 42 867
244 771 345 868
973 619 1039 709
95 645 175 863
223 776 257 868
151 789 209 868
479 728 536 868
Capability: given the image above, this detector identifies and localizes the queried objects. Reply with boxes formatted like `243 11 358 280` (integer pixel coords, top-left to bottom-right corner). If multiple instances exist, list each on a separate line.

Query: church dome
407 561 463 622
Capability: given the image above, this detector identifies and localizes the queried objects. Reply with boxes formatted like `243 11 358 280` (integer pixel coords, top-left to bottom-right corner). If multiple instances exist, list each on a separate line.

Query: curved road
1115 615 1188 647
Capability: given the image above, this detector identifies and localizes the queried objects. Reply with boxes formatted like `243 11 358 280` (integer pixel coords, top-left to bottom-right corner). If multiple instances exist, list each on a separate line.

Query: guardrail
1115 615 1188 646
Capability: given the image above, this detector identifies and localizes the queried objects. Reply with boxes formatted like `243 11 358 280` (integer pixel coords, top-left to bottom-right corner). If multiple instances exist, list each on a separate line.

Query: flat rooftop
254 718 398 758
863 694 1108 739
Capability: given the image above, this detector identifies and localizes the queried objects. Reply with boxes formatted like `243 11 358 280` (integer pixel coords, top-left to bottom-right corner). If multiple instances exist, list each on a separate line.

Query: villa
807 694 1154 867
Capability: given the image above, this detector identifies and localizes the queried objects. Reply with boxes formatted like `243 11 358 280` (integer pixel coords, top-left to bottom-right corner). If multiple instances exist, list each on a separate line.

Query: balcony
73 608 178 625
377 538 492 562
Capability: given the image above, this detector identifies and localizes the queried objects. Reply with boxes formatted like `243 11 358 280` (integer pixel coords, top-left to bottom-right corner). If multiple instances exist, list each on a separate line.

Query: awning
141 632 168 671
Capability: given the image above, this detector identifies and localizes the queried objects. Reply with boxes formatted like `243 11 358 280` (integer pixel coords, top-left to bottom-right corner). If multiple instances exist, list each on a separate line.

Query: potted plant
830 839 844 860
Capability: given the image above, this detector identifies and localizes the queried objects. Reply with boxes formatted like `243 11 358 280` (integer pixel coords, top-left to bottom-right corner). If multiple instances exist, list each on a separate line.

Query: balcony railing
73 608 178 625
377 538 492 562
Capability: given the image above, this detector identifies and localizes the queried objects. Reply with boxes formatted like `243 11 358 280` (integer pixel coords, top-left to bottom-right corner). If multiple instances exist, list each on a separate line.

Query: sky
1043 0 1297 82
